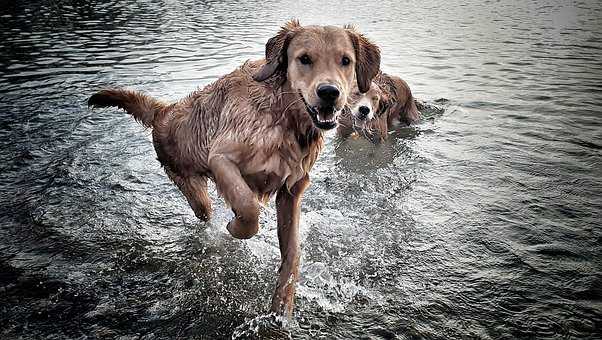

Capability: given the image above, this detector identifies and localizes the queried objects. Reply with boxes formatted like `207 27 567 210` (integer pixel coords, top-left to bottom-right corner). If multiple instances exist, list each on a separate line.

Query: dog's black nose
358 106 370 119
316 84 340 103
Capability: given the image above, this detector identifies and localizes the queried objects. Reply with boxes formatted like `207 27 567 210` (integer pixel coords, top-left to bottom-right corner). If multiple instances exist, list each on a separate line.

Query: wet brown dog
88 20 380 317
337 72 419 142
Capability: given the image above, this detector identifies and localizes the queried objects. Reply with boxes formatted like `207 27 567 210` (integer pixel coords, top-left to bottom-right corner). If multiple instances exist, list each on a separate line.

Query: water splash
232 313 292 340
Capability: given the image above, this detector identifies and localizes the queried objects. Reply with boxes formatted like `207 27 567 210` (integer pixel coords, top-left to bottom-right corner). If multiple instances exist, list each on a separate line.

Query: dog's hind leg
208 155 260 239
166 169 212 221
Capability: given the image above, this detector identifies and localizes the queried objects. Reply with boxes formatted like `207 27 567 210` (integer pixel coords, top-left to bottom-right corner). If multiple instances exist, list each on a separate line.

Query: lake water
1 0 601 339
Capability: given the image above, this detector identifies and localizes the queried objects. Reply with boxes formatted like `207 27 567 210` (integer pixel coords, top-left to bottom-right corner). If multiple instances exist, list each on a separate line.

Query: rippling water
1 0 601 339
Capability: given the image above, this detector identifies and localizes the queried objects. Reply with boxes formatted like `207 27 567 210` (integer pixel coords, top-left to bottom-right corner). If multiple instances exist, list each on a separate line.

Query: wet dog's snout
316 84 340 104
358 106 370 119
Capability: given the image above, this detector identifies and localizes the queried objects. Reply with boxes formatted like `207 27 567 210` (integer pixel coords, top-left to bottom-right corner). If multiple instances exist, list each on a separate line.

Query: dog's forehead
352 82 379 95
367 83 381 96
289 26 353 53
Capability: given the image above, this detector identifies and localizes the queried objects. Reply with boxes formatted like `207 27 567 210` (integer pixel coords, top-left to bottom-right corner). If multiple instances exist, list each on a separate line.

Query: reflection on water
1 0 601 339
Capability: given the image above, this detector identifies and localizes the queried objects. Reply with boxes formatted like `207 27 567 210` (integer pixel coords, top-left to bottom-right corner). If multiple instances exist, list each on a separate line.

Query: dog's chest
240 132 322 197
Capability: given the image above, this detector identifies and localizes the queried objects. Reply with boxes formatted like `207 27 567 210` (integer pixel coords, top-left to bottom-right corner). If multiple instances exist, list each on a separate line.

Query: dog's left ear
345 26 381 93
253 19 301 82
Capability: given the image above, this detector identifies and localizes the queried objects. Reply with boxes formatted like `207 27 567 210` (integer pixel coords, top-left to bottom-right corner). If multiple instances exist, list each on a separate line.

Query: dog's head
348 81 387 124
254 20 380 130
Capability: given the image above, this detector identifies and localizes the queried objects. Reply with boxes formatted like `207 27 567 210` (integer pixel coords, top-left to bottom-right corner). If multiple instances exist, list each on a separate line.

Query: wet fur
88 20 380 318
338 72 420 142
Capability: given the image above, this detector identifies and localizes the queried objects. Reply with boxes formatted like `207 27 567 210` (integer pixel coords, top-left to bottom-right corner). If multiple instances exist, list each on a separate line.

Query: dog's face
285 27 356 129
349 82 383 123
254 20 380 130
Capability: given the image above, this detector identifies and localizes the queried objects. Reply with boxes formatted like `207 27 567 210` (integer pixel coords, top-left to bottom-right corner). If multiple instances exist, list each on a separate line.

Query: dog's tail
88 89 167 128
402 92 421 125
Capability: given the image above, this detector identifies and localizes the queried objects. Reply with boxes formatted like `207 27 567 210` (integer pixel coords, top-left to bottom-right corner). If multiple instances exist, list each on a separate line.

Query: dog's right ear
253 19 301 82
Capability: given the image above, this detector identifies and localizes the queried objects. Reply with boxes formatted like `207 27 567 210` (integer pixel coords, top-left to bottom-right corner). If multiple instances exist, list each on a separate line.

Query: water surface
1 0 601 339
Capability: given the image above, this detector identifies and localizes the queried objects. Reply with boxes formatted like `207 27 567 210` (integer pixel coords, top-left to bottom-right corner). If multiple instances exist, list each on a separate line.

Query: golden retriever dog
88 20 380 318
337 72 419 142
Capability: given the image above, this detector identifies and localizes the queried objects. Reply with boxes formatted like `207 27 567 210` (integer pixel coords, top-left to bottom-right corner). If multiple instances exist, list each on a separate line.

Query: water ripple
1 0 601 339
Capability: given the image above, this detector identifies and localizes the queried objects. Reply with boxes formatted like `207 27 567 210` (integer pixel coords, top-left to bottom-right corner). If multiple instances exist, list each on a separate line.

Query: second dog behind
337 72 420 142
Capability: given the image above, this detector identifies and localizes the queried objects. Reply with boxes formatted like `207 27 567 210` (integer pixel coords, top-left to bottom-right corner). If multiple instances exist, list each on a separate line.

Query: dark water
1 0 601 339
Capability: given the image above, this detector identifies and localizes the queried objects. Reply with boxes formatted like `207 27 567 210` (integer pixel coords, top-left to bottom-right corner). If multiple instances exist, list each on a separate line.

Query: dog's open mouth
300 92 339 130
351 107 377 130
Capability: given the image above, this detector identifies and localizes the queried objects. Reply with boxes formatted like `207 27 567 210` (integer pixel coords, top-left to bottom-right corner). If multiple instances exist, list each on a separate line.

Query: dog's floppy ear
253 19 301 82
345 26 381 93
377 96 390 117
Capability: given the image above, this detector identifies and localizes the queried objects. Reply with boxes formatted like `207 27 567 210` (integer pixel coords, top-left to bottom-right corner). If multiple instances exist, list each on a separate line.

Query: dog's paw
226 218 259 239
194 211 211 222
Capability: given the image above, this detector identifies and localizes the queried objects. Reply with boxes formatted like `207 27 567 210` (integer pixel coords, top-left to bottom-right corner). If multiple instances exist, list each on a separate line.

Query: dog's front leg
271 175 310 318
209 155 260 239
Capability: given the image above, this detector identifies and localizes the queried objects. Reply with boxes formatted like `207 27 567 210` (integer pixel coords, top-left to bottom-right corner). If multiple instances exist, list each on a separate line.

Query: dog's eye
341 56 350 66
299 54 312 65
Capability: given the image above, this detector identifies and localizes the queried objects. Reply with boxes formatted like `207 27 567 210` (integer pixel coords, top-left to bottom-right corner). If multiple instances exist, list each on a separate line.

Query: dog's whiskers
279 90 301 96
282 97 304 115
274 97 304 125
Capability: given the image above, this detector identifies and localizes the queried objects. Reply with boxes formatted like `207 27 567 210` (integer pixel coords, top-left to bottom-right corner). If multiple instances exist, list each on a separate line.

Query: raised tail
88 88 167 127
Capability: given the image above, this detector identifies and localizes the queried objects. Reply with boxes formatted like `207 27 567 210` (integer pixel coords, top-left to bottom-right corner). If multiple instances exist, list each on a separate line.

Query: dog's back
377 73 420 126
